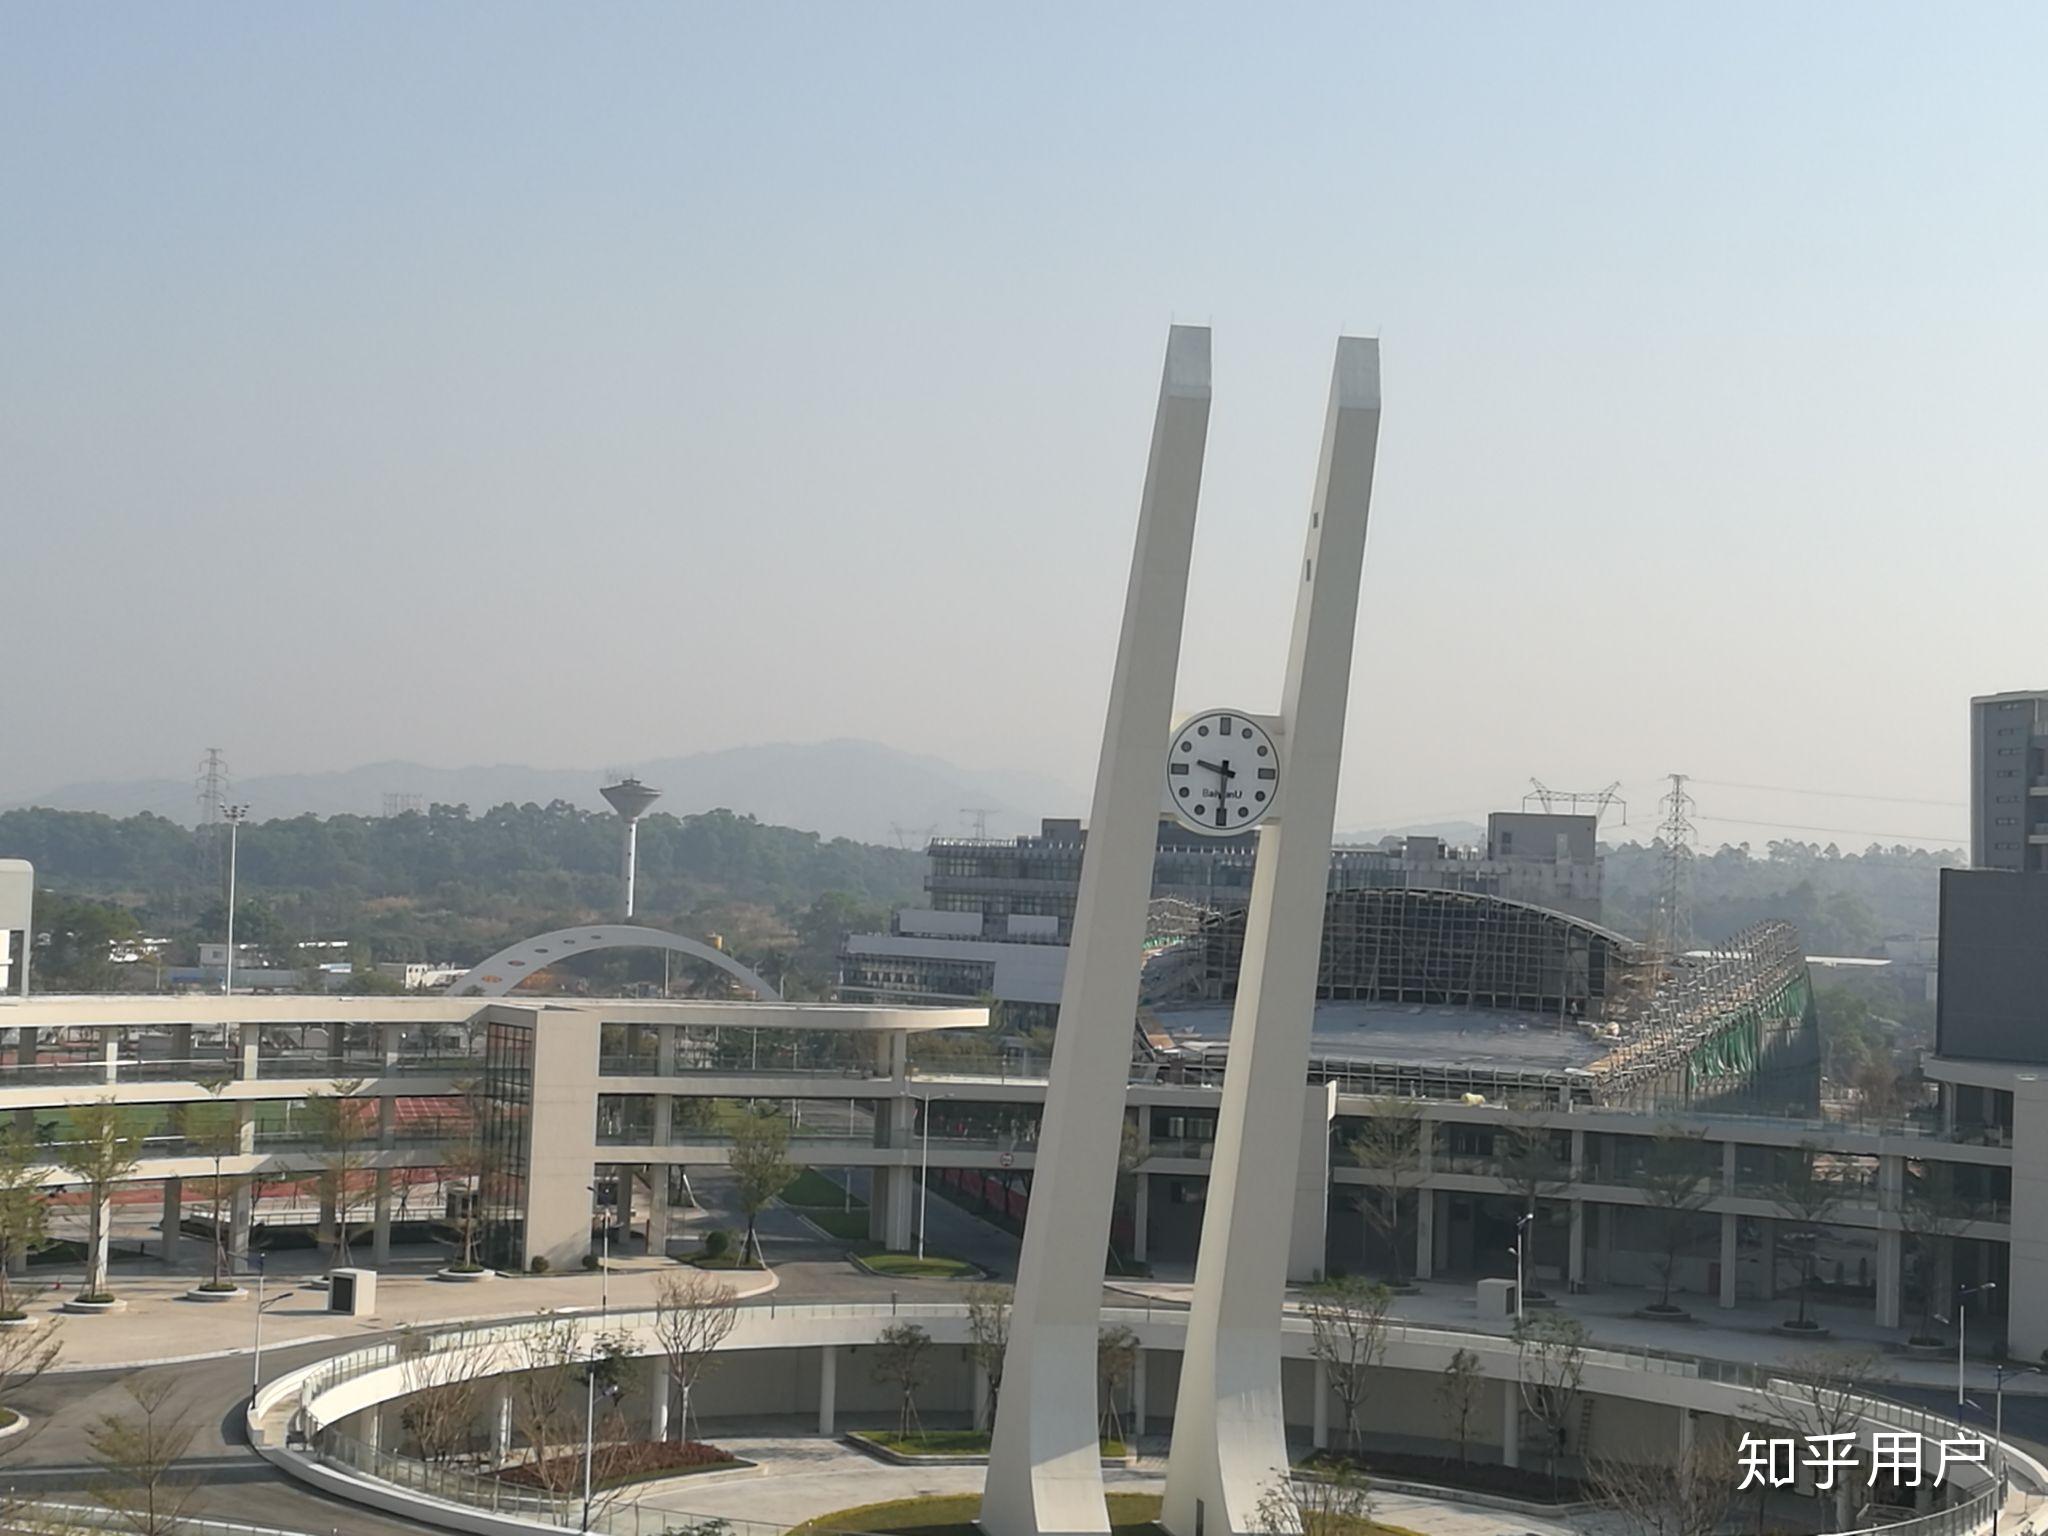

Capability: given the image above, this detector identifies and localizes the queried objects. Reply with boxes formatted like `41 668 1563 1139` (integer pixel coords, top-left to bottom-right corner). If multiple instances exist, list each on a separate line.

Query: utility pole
222 805 249 994
196 748 232 899
1653 774 1696 960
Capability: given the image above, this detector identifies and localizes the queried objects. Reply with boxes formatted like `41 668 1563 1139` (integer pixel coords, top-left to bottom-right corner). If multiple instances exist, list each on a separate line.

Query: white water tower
599 776 662 918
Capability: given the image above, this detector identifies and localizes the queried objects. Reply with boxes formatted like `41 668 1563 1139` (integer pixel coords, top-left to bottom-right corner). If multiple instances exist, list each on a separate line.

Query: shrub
582 1253 601 1271
497 1439 737 1490
529 1255 551 1275
703 1229 733 1260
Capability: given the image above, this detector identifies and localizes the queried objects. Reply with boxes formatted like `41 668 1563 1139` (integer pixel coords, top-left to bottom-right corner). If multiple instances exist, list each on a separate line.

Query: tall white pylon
1162 337 1382 1536
982 326 1214 1536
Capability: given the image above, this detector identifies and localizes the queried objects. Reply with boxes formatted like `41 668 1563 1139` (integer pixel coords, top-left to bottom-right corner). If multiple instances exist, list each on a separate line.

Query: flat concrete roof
0 995 988 1033
1157 999 1608 1073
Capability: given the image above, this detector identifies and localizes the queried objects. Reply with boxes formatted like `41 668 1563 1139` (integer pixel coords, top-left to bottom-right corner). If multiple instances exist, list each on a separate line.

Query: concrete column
1311 1359 1330 1450
89 1196 111 1291
974 1360 992 1431
1131 1350 1147 1440
1415 1186 1436 1282
494 1384 514 1462
1761 1221 1778 1301
648 1164 673 1255
1501 1384 1520 1469
1679 1408 1695 1458
1567 1200 1585 1291
1595 1200 1613 1284
1722 1138 1737 1195
1288 1083 1336 1284
986 326 1214 1536
1132 1174 1150 1265
2006 1075 2048 1361
239 1024 260 1081
103 1037 120 1085
880 1166 914 1252
818 1345 838 1436
1877 1228 1903 1330
362 1406 380 1455
648 1357 670 1441
160 1178 183 1265
1720 1210 1738 1309
229 1183 253 1264
1162 336 1383 1536
372 1170 393 1267
381 1022 401 1076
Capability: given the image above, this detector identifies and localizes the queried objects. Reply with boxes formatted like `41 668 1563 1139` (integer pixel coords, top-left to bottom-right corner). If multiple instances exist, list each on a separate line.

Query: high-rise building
1970 690 2048 872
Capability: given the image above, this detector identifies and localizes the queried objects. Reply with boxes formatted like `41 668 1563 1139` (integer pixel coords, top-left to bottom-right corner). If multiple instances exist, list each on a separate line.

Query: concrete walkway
26 1252 778 1372
624 1437 1627 1536
1109 1276 2048 1401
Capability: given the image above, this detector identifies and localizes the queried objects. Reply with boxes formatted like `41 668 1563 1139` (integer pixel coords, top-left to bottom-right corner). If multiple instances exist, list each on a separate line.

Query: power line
1690 812 1964 846
1687 777 1966 810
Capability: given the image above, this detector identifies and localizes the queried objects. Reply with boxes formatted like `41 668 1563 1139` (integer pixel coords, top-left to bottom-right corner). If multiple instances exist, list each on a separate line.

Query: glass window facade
477 1020 534 1269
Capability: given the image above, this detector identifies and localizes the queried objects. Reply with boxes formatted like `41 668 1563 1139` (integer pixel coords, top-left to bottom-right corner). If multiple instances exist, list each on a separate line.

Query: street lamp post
246 1253 295 1404
1512 1211 1535 1322
917 1093 932 1262
221 804 248 995
581 1178 616 1534
1958 1282 1995 1408
1992 1362 2036 1494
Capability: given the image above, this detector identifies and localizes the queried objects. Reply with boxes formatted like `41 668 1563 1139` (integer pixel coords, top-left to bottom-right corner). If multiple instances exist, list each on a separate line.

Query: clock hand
1196 760 1229 776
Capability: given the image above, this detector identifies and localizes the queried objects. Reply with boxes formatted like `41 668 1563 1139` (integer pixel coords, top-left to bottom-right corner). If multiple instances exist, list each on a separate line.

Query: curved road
0 1184 1025 1536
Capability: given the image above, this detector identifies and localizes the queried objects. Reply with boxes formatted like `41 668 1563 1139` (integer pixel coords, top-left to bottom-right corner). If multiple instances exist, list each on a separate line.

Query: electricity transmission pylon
1523 778 1627 827
1653 772 1697 960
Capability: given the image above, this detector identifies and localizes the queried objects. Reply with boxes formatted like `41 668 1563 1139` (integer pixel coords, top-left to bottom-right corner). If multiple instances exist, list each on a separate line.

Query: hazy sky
7 4 2044 847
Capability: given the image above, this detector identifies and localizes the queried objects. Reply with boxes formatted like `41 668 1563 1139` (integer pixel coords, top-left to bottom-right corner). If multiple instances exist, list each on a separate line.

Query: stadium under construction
1153 890 1819 1115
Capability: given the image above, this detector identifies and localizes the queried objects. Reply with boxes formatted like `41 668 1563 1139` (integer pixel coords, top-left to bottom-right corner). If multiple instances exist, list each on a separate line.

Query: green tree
1901 1165 1972 1345
181 1083 246 1290
1638 1129 1716 1313
0 1125 55 1318
306 1078 374 1267
1766 1142 1843 1331
1513 1311 1588 1494
1494 1119 1569 1298
59 1100 145 1301
30 890 139 991
1346 1098 1425 1286
727 1110 793 1267
964 1283 1012 1427
652 1270 739 1444
1302 1277 1392 1455
1096 1325 1140 1446
87 1376 201 1534
1438 1347 1482 1466
872 1322 932 1437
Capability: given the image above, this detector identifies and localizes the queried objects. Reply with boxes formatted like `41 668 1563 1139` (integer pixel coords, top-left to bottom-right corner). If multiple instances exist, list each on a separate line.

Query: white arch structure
443 924 781 1000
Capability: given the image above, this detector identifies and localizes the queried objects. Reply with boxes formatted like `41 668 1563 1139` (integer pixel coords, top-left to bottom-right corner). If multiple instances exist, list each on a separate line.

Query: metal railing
278 1299 2009 1536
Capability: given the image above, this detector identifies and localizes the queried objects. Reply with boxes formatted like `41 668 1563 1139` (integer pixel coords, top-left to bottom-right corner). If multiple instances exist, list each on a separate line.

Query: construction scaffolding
1199 886 1639 1021
1186 895 1818 1114
1589 920 1819 1114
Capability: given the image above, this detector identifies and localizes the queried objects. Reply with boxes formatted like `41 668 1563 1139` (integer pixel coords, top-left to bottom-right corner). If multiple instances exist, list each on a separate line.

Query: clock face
1164 710 1280 835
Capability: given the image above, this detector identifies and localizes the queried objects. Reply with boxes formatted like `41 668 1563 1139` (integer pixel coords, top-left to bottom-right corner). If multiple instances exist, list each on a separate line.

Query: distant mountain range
5 740 1086 847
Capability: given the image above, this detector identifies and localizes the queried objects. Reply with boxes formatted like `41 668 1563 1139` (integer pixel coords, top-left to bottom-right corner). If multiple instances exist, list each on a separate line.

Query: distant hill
5 740 1085 846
